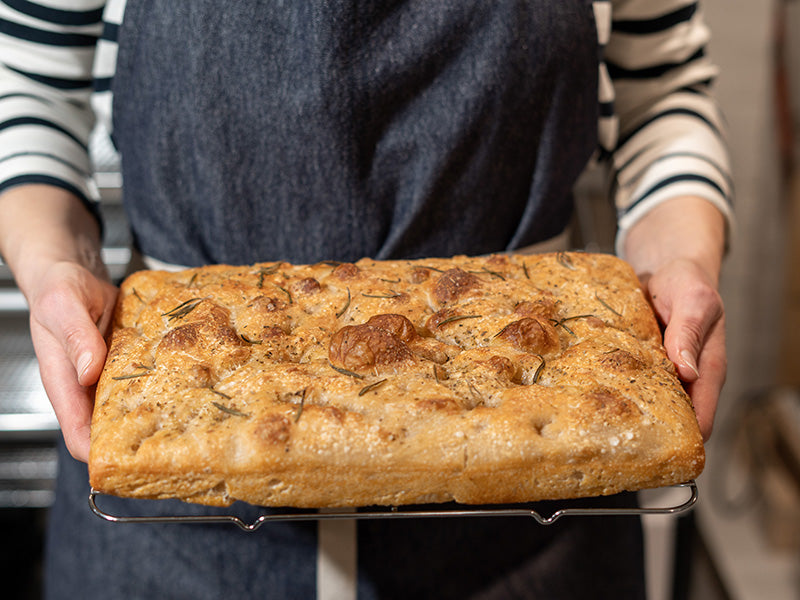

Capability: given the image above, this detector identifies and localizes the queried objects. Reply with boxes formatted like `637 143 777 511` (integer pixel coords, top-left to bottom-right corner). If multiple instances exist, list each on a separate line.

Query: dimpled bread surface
89 252 704 507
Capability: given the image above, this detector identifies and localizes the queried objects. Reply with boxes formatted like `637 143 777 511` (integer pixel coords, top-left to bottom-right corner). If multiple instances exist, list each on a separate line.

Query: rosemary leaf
595 292 622 317
294 389 306 423
522 262 530 280
361 291 402 299
436 314 481 328
380 278 401 284
112 372 152 380
358 379 387 396
532 354 546 383
275 285 293 304
556 251 576 270
470 267 505 281
240 334 262 345
211 401 249 418
329 363 365 379
210 388 232 400
132 288 145 303
162 297 203 321
336 288 351 318
418 265 444 272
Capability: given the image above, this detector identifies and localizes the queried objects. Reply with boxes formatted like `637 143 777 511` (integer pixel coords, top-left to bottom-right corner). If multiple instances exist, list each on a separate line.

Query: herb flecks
162 297 204 321
211 401 250 418
359 379 387 396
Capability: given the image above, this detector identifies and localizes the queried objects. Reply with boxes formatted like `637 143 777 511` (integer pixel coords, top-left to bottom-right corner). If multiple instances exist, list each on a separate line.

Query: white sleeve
0 0 106 213
604 0 734 255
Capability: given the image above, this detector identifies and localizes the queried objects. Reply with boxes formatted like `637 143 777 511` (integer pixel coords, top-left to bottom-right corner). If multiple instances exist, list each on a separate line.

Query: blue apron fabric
112 0 598 266
45 1 646 598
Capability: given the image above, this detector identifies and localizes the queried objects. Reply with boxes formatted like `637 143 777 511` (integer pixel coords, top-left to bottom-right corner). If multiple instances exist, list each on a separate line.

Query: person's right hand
27 261 118 462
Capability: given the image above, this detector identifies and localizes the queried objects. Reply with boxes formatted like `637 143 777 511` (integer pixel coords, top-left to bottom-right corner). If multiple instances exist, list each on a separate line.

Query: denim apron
45 1 646 598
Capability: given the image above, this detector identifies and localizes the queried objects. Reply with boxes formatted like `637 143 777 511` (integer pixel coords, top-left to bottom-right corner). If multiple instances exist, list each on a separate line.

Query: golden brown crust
89 252 704 508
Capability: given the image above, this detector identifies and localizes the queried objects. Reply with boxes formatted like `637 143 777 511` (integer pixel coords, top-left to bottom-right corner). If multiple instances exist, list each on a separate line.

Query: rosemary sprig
550 314 596 336
335 288 351 318
162 297 203 321
556 252 576 270
329 363 365 379
211 401 250 418
358 379 387 396
257 264 281 288
595 292 622 317
436 314 481 328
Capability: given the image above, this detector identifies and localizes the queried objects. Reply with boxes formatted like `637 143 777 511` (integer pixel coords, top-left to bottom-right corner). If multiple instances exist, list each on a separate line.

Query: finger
684 318 727 441
30 323 93 462
32 283 109 387
661 284 723 383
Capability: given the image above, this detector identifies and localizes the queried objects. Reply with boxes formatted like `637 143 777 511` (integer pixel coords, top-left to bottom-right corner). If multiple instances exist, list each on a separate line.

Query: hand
28 262 118 462
622 196 728 441
639 258 726 440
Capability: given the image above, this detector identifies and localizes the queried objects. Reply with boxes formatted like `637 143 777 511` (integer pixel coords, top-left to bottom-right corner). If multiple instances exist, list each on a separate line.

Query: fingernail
679 350 700 378
77 352 93 381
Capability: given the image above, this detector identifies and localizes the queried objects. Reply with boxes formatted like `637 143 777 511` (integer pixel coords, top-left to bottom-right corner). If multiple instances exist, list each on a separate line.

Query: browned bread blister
89 252 704 508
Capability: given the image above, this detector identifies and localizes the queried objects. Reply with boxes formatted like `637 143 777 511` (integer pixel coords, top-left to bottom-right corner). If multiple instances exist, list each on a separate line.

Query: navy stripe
0 16 97 46
6 65 92 90
0 150 90 176
607 48 705 80
0 91 52 104
0 173 102 230
93 76 113 93
0 115 87 150
100 20 118 42
618 150 733 190
617 107 720 148
612 4 697 35
622 174 729 216
1 0 103 27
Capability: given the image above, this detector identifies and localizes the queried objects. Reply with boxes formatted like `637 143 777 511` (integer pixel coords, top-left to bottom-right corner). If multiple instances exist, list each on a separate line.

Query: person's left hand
638 257 726 440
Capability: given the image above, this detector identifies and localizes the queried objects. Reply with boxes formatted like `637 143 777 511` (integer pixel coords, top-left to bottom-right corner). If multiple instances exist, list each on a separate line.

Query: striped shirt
0 0 733 254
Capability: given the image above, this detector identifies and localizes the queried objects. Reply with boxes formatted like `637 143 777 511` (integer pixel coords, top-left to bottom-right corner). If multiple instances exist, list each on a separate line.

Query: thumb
661 286 723 383
32 283 111 387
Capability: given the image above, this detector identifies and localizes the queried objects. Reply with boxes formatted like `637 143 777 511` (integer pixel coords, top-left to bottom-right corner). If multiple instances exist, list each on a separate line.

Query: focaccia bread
89 252 704 508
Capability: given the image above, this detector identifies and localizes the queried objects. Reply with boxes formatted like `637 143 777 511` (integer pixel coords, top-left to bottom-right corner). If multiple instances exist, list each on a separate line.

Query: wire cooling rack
88 481 698 532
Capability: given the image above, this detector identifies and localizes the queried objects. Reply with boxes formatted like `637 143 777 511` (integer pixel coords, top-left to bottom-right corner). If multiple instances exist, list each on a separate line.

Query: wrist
622 196 726 287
